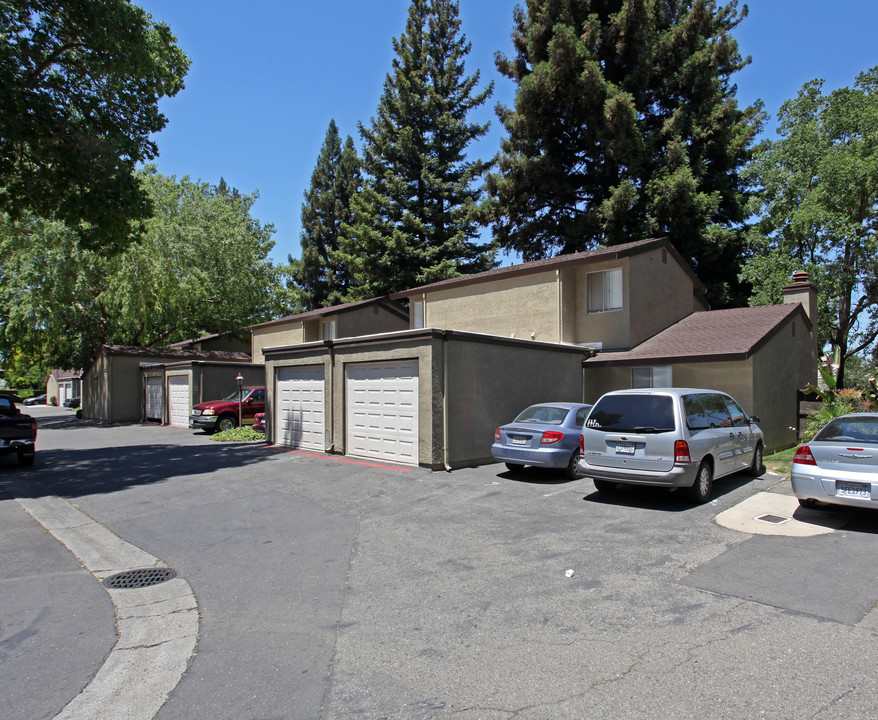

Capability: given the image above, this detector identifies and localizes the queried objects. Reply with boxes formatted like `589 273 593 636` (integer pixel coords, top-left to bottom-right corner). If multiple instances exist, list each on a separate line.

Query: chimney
782 271 817 324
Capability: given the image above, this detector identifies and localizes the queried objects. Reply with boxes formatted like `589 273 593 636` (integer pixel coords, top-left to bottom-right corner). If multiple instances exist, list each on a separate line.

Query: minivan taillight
540 431 564 445
793 446 817 466
494 428 501 442
674 440 691 464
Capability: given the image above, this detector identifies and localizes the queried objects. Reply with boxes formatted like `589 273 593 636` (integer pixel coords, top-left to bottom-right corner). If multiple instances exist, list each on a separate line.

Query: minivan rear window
584 394 675 433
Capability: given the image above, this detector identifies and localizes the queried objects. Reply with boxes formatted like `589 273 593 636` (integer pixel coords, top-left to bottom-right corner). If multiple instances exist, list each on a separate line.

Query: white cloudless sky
135 0 878 264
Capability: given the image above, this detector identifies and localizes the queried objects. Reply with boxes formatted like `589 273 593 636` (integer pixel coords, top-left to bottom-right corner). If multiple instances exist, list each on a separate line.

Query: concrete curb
7 478 198 720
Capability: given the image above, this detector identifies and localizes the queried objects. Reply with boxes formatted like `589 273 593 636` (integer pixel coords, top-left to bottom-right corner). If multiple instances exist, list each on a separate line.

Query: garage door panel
345 361 419 466
167 376 190 428
276 366 325 450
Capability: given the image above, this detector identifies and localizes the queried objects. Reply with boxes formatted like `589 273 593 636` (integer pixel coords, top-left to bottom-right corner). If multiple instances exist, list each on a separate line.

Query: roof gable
248 296 408 331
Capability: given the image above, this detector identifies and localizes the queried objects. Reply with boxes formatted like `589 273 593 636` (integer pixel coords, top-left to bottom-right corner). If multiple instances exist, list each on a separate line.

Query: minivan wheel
686 462 713 504
564 450 582 480
17 449 35 467
747 443 764 476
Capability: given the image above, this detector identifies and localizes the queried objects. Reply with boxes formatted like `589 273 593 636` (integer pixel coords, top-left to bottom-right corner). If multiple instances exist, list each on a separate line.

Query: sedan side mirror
749 415 760 424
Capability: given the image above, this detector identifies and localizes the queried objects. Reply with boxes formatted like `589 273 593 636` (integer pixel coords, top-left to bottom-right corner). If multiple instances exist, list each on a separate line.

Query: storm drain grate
103 567 177 589
755 513 791 525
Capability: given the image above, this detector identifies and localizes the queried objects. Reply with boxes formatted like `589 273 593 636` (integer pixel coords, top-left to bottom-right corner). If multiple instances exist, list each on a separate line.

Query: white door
345 360 419 465
275 366 325 450
145 378 163 421
167 376 190 428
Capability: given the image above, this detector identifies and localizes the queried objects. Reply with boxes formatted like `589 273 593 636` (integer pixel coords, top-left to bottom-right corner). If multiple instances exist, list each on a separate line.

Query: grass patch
763 446 797 478
210 427 266 442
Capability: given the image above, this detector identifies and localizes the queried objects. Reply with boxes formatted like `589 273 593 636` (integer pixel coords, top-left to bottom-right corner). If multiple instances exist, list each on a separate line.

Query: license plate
837 481 870 499
510 436 527 446
615 442 635 455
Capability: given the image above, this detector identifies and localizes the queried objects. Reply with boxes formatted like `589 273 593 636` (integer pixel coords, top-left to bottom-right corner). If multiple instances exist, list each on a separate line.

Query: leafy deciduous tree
0 167 285 369
488 0 763 306
742 68 878 388
341 0 496 299
0 0 189 251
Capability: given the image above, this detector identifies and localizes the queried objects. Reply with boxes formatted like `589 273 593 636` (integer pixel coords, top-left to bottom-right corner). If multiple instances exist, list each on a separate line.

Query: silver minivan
579 388 764 503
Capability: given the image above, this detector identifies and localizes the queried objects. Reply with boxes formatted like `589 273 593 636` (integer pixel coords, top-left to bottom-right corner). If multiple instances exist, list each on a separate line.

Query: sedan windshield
513 406 569 425
814 416 878 444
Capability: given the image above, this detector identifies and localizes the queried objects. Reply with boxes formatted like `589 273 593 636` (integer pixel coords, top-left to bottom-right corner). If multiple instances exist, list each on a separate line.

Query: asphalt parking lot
2 405 878 720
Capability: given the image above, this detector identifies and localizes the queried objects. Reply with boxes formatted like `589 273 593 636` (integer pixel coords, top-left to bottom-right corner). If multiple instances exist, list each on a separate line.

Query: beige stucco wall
444 337 587 466
337 306 409 338
627 248 701 347
252 324 305 364
423 272 561 342
570 257 631 350
753 313 817 450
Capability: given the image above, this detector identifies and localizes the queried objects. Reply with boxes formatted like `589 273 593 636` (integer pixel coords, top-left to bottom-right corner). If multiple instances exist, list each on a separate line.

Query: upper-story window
322 320 337 340
631 366 672 388
587 268 623 313
412 299 424 329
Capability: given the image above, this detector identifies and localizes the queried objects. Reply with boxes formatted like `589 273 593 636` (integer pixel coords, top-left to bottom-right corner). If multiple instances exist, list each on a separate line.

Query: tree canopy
292 120 361 310
487 0 763 306
0 168 286 369
742 68 878 388
340 0 496 299
0 0 189 252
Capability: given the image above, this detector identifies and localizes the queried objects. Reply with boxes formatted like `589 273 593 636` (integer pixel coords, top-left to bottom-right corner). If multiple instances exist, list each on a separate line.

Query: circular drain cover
103 567 177 589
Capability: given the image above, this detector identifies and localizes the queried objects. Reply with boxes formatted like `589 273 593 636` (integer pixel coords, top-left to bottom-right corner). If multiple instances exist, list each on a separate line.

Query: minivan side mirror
749 415 760 424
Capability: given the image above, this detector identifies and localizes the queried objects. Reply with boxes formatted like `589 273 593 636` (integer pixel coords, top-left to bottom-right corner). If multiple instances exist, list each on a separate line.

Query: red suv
189 387 265 433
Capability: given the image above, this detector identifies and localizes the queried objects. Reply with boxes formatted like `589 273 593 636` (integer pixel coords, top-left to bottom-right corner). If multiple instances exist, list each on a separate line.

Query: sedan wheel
505 462 525 473
686 461 713 504
592 479 617 494
564 450 583 480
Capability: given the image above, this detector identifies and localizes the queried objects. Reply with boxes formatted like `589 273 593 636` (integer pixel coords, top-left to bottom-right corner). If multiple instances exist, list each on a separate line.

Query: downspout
442 331 451 472
557 268 563 343
326 341 335 453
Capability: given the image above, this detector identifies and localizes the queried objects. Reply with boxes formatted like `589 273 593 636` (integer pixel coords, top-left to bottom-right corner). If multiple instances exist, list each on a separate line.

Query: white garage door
276 366 325 450
58 382 70 406
145 378 163 421
167 376 190 428
345 360 419 465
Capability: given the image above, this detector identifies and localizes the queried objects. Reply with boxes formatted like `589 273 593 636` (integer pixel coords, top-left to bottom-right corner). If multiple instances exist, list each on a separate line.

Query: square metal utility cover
755 513 790 525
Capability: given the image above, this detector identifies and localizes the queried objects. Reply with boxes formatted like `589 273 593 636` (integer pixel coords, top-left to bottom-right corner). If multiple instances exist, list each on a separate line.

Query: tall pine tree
292 120 361 309
340 0 496 299
487 0 764 306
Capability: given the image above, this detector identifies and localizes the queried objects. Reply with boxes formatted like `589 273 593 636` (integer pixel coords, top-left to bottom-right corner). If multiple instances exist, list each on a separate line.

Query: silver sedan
792 413 878 510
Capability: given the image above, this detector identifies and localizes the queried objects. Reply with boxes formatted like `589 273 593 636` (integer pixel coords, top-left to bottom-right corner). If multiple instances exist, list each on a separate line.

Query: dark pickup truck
0 393 37 466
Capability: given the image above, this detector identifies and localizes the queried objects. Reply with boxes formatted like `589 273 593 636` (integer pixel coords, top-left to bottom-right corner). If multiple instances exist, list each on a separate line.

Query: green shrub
210 426 266 442
804 384 876 440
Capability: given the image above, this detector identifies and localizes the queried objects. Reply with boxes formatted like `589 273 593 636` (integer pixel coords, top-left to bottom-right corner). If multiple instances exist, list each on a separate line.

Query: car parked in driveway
791 413 878 510
23 394 46 405
63 396 80 408
492 402 593 479
579 388 764 503
190 387 265 433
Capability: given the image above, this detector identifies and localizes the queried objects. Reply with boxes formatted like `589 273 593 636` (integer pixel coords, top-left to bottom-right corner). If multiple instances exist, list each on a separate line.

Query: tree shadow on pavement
0 442 289 500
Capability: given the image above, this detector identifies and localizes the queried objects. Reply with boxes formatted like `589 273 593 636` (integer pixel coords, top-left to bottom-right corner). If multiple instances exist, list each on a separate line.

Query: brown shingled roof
585 304 809 366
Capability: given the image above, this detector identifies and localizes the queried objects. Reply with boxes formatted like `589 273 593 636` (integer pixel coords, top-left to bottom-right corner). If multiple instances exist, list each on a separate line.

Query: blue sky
136 1 878 265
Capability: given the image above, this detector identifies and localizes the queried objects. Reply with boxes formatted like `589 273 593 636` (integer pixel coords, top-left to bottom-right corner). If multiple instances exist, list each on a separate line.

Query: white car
579 388 765 503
